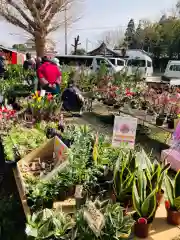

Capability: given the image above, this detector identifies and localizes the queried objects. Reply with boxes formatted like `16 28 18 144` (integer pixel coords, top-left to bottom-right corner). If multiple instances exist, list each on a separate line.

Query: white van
56 55 119 74
126 56 153 79
163 60 180 80
108 57 126 72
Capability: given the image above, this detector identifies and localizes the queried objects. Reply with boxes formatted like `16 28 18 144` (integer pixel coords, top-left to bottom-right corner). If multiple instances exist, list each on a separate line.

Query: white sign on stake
112 116 137 149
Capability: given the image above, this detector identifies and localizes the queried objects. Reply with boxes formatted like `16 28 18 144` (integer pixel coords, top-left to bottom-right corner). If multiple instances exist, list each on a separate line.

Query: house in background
88 42 152 60
25 38 57 57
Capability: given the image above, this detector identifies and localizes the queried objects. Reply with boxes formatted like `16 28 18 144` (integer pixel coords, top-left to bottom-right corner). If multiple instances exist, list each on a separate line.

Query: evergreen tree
124 19 136 49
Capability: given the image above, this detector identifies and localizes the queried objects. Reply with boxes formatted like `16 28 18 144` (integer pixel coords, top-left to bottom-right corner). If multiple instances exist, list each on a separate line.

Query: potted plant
132 171 157 238
74 201 134 240
26 208 74 239
165 170 180 225
113 156 135 213
146 162 170 206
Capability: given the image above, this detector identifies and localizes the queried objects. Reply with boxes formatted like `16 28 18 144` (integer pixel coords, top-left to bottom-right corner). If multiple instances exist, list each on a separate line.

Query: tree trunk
34 34 46 57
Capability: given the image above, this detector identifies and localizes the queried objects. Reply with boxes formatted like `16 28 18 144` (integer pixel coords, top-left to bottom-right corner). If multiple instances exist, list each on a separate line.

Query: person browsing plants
37 56 62 94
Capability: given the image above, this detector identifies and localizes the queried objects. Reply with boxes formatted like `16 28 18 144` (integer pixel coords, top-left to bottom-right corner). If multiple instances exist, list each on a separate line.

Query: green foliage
165 170 180 210
74 202 134 240
113 149 136 203
3 125 47 160
26 208 74 239
132 170 157 220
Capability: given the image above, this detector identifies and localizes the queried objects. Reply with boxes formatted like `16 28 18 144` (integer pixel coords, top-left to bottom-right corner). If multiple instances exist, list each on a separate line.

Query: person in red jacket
37 56 62 94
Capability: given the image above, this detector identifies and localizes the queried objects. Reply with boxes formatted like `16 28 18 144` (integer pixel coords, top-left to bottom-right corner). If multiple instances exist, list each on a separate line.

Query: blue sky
0 0 178 53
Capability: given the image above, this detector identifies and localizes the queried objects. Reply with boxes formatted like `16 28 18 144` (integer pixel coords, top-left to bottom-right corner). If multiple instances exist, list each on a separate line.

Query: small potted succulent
165 171 180 225
132 171 157 238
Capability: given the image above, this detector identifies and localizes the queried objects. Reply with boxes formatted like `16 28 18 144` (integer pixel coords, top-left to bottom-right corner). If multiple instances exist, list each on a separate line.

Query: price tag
74 185 83 198
40 90 46 97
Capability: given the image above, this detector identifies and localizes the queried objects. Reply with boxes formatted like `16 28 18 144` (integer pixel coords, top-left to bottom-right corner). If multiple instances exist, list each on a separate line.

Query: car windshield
127 59 146 67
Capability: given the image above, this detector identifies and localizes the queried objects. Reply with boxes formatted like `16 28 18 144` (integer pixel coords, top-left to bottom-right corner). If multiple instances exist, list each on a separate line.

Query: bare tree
100 28 124 49
0 0 78 56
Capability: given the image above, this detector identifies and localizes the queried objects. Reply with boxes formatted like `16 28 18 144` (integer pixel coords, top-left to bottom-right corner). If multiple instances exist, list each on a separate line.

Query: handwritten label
84 201 105 237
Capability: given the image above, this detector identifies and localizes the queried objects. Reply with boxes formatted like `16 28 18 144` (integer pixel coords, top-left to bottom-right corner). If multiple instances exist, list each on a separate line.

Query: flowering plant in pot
164 170 180 225
132 170 157 238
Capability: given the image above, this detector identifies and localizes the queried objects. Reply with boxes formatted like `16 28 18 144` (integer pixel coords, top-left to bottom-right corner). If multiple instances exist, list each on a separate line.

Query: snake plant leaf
174 170 180 199
137 171 147 202
141 189 157 219
132 181 141 217
165 175 174 207
174 196 180 211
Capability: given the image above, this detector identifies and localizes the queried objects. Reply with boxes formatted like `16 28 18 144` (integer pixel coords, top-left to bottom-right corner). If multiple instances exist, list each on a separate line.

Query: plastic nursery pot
167 118 174 129
156 116 165 126
43 199 53 209
67 186 75 197
156 189 164 206
134 219 152 238
113 104 120 109
167 209 180 225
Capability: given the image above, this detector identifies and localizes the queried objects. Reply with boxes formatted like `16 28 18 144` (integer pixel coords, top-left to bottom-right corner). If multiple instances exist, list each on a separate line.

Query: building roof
87 42 120 57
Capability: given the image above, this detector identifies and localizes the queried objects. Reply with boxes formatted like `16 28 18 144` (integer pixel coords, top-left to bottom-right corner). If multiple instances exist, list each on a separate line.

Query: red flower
138 218 147 224
37 91 40 96
47 93 53 101
165 200 170 210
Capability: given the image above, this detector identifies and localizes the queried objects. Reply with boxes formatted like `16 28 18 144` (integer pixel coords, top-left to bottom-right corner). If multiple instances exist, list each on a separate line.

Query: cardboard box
15 136 69 198
161 148 180 172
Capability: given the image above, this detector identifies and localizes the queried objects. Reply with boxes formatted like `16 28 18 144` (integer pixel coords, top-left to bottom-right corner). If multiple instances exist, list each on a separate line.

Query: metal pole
65 6 68 55
86 38 88 52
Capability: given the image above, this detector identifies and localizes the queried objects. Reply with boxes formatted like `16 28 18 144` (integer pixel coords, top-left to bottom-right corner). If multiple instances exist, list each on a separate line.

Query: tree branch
0 10 33 34
43 0 68 26
7 0 36 29
23 0 44 29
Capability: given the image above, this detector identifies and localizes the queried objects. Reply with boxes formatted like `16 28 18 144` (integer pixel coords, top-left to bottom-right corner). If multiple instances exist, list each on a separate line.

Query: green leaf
132 181 141 216
174 170 180 199
165 175 174 207
141 189 157 219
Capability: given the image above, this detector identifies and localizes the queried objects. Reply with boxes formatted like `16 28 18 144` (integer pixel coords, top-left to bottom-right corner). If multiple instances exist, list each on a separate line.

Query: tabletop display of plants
1 65 179 240
16 123 173 239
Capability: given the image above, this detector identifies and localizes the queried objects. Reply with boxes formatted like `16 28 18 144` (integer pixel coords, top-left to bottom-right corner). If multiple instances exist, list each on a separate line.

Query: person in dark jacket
23 53 35 71
61 80 84 116
0 56 6 79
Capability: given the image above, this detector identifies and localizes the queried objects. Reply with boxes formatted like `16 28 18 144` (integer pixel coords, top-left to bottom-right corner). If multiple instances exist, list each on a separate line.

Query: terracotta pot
156 189 164 206
134 222 152 238
167 209 180 225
